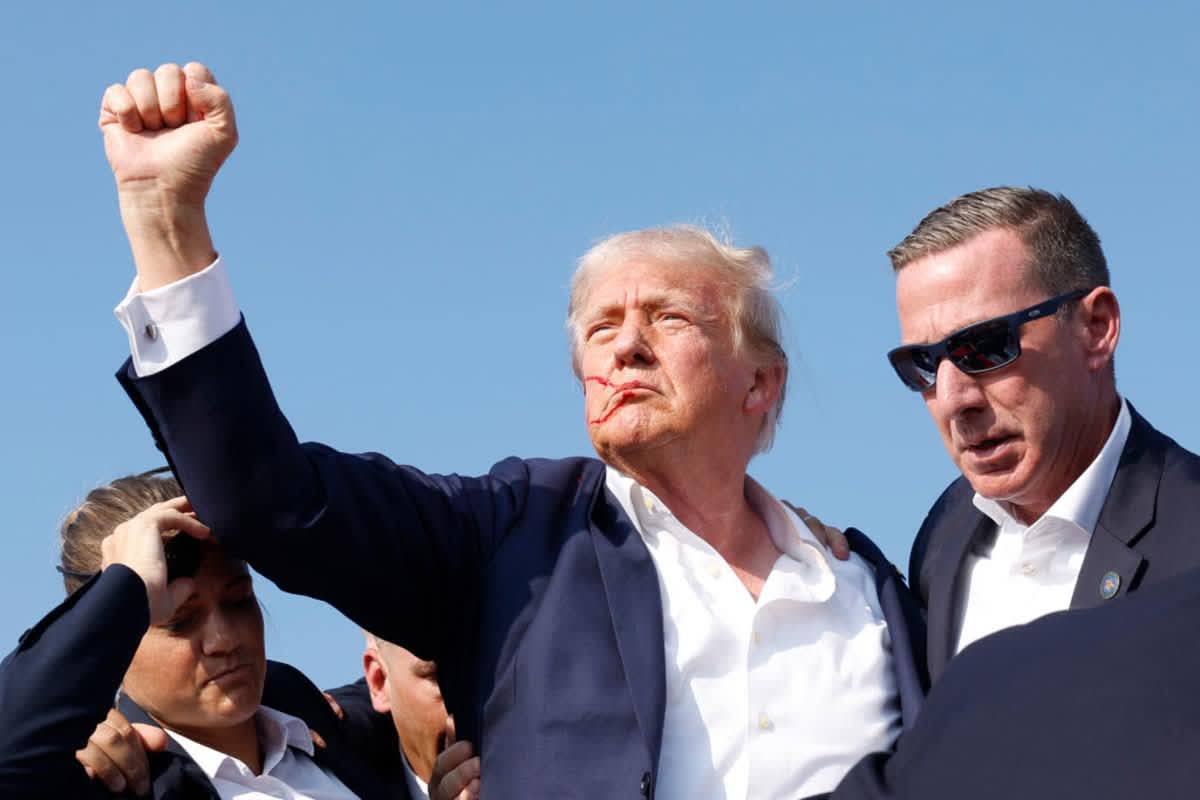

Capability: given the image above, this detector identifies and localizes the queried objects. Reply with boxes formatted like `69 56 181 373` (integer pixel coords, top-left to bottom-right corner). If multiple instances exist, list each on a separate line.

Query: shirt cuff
113 257 242 377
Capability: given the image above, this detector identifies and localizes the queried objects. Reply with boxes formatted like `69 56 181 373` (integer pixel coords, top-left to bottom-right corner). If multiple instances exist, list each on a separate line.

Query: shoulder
910 477 974 558
488 455 605 485
261 660 338 730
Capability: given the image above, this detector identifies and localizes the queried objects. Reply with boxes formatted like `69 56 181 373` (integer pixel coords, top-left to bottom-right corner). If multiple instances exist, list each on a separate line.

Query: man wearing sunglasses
886 186 1200 683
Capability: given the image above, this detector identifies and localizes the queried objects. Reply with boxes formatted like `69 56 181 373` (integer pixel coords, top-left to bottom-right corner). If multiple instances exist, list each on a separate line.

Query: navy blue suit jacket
909 403 1200 681
118 319 928 798
0 565 402 800
828 561 1200 798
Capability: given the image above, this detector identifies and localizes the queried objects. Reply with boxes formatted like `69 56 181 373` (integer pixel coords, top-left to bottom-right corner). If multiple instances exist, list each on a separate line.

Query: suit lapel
926 512 992 682
587 479 666 772
1070 407 1160 609
116 693 221 799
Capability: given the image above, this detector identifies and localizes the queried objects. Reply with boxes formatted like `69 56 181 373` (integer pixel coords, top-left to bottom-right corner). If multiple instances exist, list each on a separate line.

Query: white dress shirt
116 259 902 799
953 399 1132 654
608 468 901 800
165 705 358 799
401 752 429 800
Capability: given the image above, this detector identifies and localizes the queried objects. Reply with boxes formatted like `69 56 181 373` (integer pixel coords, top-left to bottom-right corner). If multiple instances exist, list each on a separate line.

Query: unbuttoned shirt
116 258 902 799
607 468 901 799
953 398 1132 655
165 705 358 799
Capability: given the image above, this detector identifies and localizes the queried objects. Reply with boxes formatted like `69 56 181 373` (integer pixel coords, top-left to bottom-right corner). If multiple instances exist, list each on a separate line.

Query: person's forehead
896 228 1040 340
583 258 724 310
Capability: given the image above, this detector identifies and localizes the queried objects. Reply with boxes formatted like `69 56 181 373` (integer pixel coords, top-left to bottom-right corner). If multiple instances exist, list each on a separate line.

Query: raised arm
101 64 532 674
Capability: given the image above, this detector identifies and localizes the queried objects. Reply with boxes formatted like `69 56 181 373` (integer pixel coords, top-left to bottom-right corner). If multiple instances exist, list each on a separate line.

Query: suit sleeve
116 318 534 662
0 566 148 798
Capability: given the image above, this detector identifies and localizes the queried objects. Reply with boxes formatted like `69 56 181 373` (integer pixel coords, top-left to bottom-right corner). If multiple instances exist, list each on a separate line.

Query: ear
743 362 786 416
363 646 392 714
1077 287 1120 373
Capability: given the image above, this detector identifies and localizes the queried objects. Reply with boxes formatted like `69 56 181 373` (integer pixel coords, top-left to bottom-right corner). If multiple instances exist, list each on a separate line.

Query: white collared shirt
401 751 430 800
165 705 358 799
607 468 901 800
116 261 902 798
953 399 1132 654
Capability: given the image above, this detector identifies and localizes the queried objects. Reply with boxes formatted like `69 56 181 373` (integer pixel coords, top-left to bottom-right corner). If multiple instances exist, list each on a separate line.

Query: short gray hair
567 225 788 453
888 186 1110 296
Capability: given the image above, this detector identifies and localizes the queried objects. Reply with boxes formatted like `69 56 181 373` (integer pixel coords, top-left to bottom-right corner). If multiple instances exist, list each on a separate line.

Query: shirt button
642 495 656 512
143 322 158 341
1020 562 1036 576
707 561 722 578
753 630 761 645
758 712 773 730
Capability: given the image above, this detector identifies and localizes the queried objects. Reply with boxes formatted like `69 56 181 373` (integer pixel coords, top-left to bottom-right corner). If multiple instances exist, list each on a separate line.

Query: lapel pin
1100 571 1121 600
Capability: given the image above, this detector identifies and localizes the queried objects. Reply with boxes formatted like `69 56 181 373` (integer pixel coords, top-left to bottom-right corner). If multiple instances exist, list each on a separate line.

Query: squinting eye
587 324 615 339
165 614 198 634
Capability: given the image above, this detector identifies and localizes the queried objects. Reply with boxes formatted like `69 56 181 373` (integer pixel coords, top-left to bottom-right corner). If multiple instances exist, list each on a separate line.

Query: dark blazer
118 319 928 799
0 565 401 800
827 562 1200 799
910 402 1200 682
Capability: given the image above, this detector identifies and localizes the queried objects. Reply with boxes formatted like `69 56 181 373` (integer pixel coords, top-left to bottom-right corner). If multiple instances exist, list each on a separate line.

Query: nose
612 315 655 367
930 357 987 418
200 610 240 656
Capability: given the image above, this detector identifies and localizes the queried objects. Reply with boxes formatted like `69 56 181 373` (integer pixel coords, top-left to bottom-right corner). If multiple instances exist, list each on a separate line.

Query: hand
99 62 238 288
785 502 849 560
75 707 168 797
100 496 211 625
430 716 480 800
322 691 346 720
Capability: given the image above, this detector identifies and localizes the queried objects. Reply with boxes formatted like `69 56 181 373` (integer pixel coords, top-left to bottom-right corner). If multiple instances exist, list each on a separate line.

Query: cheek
123 635 198 712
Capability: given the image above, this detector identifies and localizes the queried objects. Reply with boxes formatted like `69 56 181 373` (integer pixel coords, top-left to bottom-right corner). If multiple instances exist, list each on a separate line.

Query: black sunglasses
887 289 1088 392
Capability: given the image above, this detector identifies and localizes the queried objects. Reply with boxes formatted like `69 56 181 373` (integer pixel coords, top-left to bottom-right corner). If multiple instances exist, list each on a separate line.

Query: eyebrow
584 291 713 323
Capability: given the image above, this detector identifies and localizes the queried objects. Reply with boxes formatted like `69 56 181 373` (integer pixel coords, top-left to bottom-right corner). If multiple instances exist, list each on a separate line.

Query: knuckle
126 67 153 84
155 62 181 76
91 726 121 748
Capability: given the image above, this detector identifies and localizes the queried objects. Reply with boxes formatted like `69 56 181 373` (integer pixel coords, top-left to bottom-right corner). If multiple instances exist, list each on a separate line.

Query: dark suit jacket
827 562 1200 799
118 319 928 798
910 402 1200 682
0 566 402 800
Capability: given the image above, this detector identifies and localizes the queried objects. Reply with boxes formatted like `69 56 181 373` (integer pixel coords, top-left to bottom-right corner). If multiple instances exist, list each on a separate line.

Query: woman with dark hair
0 474 403 799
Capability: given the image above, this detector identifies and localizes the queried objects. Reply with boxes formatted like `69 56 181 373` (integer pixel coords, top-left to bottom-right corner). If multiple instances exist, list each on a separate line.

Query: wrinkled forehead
575 256 730 316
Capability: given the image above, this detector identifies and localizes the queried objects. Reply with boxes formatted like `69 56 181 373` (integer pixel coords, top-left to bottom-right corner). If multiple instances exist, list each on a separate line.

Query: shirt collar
402 748 431 800
603 465 836 600
165 704 315 781
973 397 1131 535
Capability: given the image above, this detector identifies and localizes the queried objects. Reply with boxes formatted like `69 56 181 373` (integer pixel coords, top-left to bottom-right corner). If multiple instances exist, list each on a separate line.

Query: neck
1010 391 1122 525
403 735 437 784
610 444 781 593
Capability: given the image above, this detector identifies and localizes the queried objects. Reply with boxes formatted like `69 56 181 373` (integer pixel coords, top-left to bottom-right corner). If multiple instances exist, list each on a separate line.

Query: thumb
132 723 169 753
444 714 456 749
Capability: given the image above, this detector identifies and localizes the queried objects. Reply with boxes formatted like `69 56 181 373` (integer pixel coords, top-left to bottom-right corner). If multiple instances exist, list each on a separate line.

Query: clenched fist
100 62 237 289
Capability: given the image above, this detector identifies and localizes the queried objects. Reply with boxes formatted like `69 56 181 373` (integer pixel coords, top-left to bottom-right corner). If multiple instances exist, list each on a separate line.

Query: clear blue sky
3 2 1197 689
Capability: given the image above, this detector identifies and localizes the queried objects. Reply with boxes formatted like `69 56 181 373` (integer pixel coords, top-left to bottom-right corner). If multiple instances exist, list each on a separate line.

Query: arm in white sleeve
113 257 241 377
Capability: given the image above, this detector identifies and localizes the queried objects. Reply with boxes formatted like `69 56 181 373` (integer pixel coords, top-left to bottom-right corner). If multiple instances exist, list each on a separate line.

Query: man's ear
1078 287 1120 373
744 362 786 415
363 647 392 714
